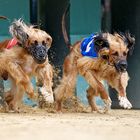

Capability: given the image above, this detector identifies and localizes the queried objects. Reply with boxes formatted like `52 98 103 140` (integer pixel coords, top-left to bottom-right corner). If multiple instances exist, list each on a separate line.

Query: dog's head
94 32 135 73
9 19 52 64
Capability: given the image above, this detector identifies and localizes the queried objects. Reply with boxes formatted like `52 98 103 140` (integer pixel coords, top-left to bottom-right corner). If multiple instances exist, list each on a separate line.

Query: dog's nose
115 60 128 72
38 52 45 58
37 46 47 59
119 60 128 69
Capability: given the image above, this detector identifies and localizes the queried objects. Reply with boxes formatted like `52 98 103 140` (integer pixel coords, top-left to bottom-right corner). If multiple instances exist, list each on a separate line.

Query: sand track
0 109 140 140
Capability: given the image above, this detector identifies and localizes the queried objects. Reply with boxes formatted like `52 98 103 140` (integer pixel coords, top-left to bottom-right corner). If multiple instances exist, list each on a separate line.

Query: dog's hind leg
13 87 25 112
86 86 99 112
55 71 78 111
108 72 132 109
4 77 25 112
4 77 16 111
54 56 78 112
8 86 24 112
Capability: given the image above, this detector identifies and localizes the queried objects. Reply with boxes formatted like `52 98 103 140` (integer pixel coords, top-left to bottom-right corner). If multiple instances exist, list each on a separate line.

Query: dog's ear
125 32 135 55
94 34 110 60
94 34 109 53
119 31 135 55
9 19 29 45
46 36 52 48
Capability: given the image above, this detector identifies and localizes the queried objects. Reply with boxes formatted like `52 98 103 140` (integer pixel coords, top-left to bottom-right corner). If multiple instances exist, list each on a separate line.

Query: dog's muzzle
27 45 48 64
114 60 128 72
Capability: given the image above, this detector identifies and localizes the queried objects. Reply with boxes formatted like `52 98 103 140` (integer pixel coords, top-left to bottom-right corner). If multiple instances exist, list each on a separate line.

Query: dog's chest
93 61 116 80
23 63 33 74
97 65 117 80
21 57 37 74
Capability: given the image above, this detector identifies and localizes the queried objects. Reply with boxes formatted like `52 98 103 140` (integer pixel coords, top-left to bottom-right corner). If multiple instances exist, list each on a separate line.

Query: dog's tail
0 16 8 20
62 3 72 49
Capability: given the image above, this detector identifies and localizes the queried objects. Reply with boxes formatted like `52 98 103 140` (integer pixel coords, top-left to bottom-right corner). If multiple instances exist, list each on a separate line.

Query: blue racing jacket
81 34 98 58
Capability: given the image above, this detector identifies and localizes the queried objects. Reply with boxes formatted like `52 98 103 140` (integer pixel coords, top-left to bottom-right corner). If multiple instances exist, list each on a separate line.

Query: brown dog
54 10 135 113
0 19 54 111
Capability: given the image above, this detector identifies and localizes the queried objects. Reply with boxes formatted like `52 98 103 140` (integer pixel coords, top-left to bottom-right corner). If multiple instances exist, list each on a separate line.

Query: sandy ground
0 109 140 140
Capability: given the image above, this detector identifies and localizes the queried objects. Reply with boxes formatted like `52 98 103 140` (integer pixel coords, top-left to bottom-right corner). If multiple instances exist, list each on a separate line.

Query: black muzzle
114 60 128 72
27 45 48 64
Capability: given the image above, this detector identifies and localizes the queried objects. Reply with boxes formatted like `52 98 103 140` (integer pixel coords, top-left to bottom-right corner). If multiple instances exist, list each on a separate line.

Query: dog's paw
38 87 54 103
118 96 132 109
43 92 54 103
103 98 112 113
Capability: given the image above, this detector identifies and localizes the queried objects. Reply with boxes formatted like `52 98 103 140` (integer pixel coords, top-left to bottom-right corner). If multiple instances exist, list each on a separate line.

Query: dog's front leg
81 70 111 113
7 62 35 99
113 72 132 109
36 63 54 104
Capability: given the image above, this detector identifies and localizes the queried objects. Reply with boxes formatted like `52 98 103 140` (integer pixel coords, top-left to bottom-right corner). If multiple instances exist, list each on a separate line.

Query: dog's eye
34 40 38 45
123 51 127 56
112 52 119 56
102 55 109 60
42 41 46 46
46 37 51 42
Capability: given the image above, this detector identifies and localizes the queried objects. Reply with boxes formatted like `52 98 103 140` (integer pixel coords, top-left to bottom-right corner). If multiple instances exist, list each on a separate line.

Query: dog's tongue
6 38 18 49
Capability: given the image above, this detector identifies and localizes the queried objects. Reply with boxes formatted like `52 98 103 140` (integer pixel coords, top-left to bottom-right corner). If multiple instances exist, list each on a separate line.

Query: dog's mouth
114 60 128 73
27 45 48 64
33 56 47 64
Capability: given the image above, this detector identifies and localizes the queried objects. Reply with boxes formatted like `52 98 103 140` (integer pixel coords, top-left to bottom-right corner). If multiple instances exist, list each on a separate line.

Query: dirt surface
0 109 140 140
